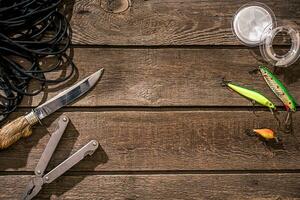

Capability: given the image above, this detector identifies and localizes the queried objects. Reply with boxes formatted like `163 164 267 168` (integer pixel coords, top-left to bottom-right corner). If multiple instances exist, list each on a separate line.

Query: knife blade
34 68 103 120
0 68 104 149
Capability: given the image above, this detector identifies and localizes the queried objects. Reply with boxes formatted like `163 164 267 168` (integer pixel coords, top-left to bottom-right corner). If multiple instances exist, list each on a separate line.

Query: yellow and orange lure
253 129 278 141
247 128 279 143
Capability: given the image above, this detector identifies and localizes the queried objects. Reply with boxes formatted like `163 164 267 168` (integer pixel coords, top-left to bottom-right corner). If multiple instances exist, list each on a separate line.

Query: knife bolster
25 111 39 125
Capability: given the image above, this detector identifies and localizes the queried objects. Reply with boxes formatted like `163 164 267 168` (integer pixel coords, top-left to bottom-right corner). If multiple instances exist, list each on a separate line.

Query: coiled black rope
0 0 76 122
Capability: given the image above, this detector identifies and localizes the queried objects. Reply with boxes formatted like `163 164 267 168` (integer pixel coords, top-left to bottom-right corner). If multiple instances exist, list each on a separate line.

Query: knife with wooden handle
0 68 104 149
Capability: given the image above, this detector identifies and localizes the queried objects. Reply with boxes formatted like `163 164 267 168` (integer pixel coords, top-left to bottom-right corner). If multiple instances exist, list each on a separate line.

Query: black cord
0 0 76 122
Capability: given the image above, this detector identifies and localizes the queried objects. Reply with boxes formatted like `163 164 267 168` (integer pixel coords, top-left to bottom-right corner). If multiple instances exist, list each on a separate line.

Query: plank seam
14 106 299 112
70 44 292 49
2 170 300 176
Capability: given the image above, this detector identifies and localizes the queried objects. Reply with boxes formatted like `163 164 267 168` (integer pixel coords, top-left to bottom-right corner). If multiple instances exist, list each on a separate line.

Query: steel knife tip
90 68 104 82
96 68 104 78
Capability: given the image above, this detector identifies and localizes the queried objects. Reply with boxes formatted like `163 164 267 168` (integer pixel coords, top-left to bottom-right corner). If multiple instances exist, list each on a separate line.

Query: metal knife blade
33 69 103 120
0 69 103 150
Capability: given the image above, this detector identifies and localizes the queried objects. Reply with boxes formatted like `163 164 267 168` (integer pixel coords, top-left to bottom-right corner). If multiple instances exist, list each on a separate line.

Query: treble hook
284 111 293 133
248 68 260 75
270 108 282 131
251 101 259 117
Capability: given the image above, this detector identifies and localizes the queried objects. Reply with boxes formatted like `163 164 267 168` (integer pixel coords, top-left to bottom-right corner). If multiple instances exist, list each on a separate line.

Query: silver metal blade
34 69 104 120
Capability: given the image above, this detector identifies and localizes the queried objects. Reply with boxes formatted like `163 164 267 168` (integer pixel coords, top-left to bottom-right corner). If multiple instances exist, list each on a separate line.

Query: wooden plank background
22 48 300 107
69 0 300 45
2 174 300 199
1 0 300 199
1 111 300 172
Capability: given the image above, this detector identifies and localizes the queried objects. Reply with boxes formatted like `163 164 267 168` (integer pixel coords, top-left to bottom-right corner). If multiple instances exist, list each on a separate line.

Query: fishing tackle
222 78 276 111
251 128 279 142
0 0 76 122
258 66 297 112
246 128 281 154
257 66 298 132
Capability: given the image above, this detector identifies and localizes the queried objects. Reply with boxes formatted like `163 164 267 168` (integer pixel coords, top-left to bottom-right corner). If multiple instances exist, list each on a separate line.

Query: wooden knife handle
0 112 38 149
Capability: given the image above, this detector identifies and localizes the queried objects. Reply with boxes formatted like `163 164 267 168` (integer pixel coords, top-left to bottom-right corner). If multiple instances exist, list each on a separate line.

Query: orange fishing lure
246 128 279 143
253 129 277 141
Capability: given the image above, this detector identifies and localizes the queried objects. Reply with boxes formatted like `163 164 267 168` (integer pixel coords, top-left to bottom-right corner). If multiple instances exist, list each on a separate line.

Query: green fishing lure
222 80 276 110
258 66 297 112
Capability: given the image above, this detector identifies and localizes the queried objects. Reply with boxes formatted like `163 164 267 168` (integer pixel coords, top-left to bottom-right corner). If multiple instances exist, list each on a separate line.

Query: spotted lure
258 66 297 112
222 79 276 110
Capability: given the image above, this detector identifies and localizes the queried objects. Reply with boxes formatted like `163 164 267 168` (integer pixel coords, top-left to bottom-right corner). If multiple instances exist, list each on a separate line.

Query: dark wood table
1 0 300 199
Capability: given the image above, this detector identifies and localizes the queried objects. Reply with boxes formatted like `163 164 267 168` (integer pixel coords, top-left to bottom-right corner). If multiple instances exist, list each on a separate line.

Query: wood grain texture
21 48 300 107
69 0 300 45
1 174 300 199
2 1 300 199
1 111 299 171
0 116 32 149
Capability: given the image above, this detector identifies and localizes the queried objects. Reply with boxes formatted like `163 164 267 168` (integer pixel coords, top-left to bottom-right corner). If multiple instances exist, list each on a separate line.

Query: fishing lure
246 128 280 148
252 129 279 142
222 79 276 111
258 66 297 112
258 66 298 132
